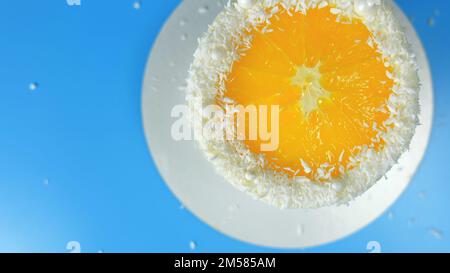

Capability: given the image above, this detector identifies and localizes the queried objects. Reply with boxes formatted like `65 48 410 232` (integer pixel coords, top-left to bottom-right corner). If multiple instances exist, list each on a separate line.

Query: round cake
186 0 419 209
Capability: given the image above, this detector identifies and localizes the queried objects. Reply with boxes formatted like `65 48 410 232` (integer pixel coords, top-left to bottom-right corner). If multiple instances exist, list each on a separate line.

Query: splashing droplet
189 241 197 250
228 203 240 212
133 1 141 10
387 211 395 220
179 19 187 26
429 228 444 240
198 6 209 14
418 191 427 199
29 82 38 91
428 17 435 27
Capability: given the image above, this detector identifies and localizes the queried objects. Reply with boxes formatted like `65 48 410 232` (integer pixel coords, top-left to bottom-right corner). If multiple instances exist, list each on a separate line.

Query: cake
186 0 419 209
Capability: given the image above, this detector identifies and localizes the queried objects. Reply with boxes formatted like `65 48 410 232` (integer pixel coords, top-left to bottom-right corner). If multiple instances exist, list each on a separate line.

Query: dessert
186 0 419 209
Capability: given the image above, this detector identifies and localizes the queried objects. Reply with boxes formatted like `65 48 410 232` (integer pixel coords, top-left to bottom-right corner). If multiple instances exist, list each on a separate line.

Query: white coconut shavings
186 0 420 209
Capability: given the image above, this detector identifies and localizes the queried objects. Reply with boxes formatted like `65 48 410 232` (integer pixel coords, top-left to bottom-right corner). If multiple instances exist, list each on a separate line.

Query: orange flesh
222 6 394 181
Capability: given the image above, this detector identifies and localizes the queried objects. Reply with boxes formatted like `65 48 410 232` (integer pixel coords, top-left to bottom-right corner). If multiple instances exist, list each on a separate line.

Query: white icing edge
186 0 420 209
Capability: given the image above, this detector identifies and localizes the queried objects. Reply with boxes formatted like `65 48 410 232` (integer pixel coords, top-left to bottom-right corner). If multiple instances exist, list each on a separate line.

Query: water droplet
179 19 187 27
228 203 240 212
198 6 209 14
133 1 141 10
418 191 427 199
29 82 38 91
428 17 435 27
98 249 104 253
429 228 444 240
189 241 197 250
387 211 395 220
180 33 188 41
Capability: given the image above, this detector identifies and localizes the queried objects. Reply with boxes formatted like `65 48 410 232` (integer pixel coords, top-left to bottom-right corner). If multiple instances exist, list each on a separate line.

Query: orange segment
221 6 394 181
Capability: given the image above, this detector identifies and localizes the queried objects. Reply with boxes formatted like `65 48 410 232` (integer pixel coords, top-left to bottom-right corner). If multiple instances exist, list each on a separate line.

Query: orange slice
222 6 394 181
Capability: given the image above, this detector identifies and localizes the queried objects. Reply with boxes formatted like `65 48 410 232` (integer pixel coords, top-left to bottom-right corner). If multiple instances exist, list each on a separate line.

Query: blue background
0 0 448 253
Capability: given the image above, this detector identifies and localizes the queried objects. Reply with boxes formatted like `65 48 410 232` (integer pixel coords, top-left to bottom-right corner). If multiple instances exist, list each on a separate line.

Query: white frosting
186 0 420 209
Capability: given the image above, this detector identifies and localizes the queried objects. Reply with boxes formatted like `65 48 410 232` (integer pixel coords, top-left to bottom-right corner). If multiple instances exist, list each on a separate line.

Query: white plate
142 0 433 248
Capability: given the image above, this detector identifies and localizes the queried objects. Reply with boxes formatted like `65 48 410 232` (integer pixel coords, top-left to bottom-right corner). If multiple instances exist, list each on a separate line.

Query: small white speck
295 176 309 183
223 97 235 104
330 8 341 14
318 1 328 9
331 182 343 192
300 159 311 174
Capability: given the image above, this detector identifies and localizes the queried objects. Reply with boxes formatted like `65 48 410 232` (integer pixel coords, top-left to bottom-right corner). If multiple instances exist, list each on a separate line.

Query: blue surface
0 0 448 253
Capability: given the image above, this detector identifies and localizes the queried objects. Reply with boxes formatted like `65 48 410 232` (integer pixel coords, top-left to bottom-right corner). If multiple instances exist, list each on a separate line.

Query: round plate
142 0 433 248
